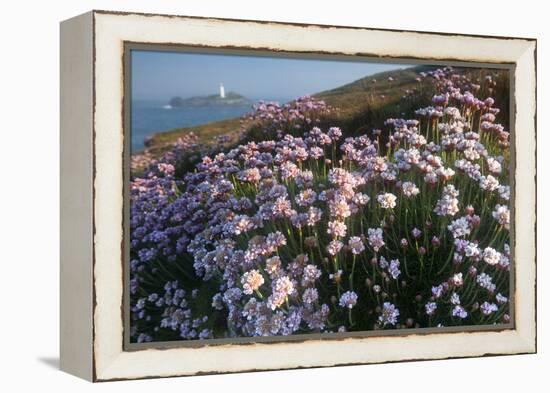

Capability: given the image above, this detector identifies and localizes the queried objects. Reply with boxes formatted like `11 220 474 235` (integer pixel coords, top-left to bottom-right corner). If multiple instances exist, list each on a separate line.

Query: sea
130 100 255 152
130 70 407 153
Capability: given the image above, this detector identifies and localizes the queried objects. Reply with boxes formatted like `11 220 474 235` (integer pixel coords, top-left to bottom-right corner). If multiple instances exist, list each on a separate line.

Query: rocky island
169 91 251 108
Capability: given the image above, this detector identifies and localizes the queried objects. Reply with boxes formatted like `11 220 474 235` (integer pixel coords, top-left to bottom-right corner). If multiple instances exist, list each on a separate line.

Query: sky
131 50 412 102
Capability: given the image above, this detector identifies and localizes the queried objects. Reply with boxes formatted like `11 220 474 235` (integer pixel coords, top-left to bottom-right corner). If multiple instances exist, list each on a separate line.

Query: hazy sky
131 50 412 102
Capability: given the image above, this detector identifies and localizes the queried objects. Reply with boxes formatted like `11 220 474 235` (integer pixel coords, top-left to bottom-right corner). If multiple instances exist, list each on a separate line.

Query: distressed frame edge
512 40 537 354
89 11 537 381
59 11 95 381
91 8 538 42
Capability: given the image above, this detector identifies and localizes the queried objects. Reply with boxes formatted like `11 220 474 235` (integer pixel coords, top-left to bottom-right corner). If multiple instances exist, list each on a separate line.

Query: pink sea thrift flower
241 270 265 295
348 236 365 254
377 193 397 209
339 291 358 309
367 228 385 252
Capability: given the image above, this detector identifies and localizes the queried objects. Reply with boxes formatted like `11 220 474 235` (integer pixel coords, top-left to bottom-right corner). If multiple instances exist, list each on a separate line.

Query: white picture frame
60 10 536 381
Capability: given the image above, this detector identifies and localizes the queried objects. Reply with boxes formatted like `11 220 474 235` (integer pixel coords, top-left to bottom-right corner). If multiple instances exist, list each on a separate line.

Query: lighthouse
219 83 226 99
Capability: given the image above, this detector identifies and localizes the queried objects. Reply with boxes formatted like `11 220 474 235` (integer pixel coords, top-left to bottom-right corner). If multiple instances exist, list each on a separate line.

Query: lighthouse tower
219 83 226 99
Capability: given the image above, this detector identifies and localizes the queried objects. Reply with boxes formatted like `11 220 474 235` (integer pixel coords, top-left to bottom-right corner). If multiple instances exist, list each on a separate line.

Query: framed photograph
60 10 537 381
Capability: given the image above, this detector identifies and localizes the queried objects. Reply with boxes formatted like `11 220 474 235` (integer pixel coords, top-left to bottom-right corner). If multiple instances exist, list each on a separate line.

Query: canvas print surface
128 50 512 344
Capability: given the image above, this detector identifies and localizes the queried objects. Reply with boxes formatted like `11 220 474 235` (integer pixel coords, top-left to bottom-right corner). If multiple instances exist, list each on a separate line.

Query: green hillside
137 66 429 157
133 64 508 165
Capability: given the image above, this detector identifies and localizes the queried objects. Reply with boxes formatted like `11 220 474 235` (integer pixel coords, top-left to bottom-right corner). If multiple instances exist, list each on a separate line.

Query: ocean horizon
131 97 292 152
